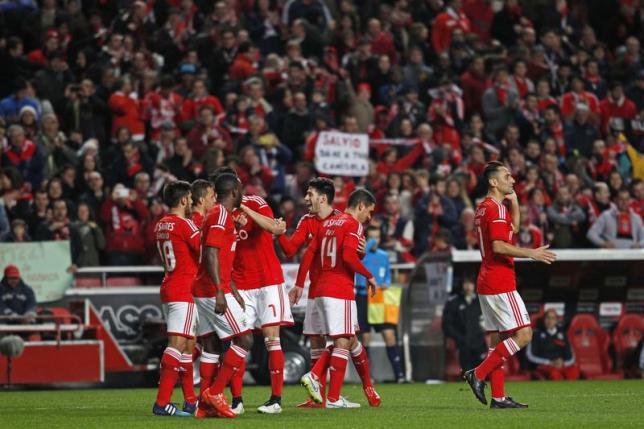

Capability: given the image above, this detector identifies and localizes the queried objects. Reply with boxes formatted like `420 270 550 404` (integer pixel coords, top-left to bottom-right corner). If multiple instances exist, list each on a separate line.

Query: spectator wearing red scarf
482 66 519 137
180 78 224 126
34 199 71 241
143 75 183 141
460 56 487 115
229 42 258 82
186 105 233 160
1 125 44 191
509 60 534 100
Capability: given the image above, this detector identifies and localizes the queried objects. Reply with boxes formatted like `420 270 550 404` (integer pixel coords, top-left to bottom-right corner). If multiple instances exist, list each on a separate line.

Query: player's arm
491 240 556 264
205 246 227 314
278 221 310 257
239 203 286 235
228 280 245 310
506 192 520 233
343 227 377 296
290 240 317 305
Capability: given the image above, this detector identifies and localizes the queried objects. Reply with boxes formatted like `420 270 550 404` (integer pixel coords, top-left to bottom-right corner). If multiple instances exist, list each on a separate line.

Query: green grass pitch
1 381 643 428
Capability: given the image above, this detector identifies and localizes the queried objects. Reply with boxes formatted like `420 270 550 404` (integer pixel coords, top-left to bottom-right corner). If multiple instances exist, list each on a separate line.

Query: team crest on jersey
231 241 237 251
475 207 486 218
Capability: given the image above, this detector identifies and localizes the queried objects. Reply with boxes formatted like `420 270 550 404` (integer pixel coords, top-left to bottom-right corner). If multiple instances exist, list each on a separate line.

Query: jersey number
320 236 337 268
157 240 176 272
477 226 485 257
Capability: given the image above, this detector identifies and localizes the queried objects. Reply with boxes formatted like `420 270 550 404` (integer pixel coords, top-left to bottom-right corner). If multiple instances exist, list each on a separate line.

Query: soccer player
464 161 556 408
193 173 252 419
152 181 201 417
225 196 291 414
299 189 379 409
190 179 216 228
281 178 380 408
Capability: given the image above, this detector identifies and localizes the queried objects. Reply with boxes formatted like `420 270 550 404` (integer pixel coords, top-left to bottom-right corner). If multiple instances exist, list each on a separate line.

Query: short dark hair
366 225 380 235
163 180 192 208
209 166 237 184
347 188 376 209
191 179 212 204
484 161 505 187
214 173 239 199
307 177 335 204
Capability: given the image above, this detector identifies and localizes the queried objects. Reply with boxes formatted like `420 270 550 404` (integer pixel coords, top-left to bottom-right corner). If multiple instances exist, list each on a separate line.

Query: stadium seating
74 277 103 288
105 277 143 287
567 314 623 380
611 314 644 378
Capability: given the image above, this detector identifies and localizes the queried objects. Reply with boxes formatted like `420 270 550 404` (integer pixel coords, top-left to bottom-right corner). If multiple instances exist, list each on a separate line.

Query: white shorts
240 284 295 329
479 291 531 333
194 295 251 340
162 302 198 339
303 297 359 338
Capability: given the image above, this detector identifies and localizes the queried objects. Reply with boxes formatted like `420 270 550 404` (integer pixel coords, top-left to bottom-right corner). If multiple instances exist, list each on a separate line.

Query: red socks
266 337 284 398
180 353 197 404
199 351 219 397
230 360 246 398
475 338 519 381
327 348 350 402
311 347 331 381
487 348 505 400
350 342 373 388
156 347 181 406
210 345 247 395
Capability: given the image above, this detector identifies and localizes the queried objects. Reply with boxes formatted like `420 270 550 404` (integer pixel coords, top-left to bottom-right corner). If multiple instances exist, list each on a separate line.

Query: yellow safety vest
367 286 402 325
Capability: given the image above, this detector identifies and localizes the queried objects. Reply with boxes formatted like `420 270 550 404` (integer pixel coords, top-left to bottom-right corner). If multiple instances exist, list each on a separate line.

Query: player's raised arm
506 191 520 233
239 203 286 235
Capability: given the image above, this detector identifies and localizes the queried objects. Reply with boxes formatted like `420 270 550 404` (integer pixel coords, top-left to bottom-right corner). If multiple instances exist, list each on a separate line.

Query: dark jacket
526 325 575 367
442 293 486 349
413 192 458 255
0 277 37 319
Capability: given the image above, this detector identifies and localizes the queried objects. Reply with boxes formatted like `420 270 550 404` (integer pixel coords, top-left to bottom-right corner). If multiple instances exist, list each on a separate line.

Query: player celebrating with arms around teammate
193 173 252 419
464 161 556 408
152 181 201 417
300 189 379 409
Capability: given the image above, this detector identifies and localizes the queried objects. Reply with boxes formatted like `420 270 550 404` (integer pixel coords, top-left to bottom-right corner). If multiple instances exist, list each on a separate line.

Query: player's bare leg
298 335 327 408
348 335 381 407
257 325 284 414
465 326 532 406
203 333 253 418
153 335 191 416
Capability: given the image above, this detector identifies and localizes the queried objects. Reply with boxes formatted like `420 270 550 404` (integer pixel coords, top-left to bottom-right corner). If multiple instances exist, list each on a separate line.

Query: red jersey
155 214 201 303
311 212 372 300
278 209 341 298
192 204 237 297
474 197 516 295
232 195 284 290
191 210 205 229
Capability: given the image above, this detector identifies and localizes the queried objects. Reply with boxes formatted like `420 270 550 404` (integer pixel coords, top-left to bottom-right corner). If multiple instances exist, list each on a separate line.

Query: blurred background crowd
0 0 643 268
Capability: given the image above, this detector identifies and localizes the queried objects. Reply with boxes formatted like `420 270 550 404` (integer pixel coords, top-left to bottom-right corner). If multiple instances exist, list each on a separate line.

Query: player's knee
382 329 396 346
235 333 254 350
513 327 532 348
334 336 351 349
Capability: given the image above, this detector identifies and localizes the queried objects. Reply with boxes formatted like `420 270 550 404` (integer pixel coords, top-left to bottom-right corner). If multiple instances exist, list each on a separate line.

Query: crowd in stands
0 0 643 267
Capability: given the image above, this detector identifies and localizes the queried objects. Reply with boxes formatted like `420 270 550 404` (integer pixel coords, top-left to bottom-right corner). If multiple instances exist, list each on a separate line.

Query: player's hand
367 277 378 297
232 289 245 311
273 217 287 235
505 191 519 206
289 286 303 306
215 289 227 315
234 213 248 227
530 245 557 264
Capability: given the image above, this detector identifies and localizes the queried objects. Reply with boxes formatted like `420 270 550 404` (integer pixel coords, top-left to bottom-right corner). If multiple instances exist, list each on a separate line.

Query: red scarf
4 140 37 165
495 83 509 105
617 212 632 238
514 76 529 98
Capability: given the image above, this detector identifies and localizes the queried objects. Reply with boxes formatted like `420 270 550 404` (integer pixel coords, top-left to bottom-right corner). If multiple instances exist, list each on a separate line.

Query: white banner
314 131 369 177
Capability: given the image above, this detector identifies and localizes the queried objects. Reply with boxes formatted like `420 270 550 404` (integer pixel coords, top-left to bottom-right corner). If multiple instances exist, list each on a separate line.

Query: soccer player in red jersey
221 194 292 414
152 181 201 417
464 161 556 408
190 179 216 228
193 173 252 419
299 189 379 409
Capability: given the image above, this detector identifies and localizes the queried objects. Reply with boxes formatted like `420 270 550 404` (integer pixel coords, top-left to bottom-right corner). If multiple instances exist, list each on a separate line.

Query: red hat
357 83 371 93
4 265 20 278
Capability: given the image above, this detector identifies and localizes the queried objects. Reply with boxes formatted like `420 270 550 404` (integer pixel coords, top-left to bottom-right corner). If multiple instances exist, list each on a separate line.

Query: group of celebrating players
152 160 558 417
151 168 381 418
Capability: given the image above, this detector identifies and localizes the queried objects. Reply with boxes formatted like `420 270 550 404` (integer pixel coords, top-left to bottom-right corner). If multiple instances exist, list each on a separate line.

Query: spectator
587 188 644 249
413 177 458 255
0 265 37 324
442 276 487 374
186 105 232 161
2 125 44 191
547 186 586 248
99 184 149 266
355 226 405 383
36 113 77 180
482 66 520 137
108 78 145 142
560 75 600 121
376 193 415 263
432 0 471 55
5 219 30 242
34 199 71 241
70 201 106 267
564 103 600 158
526 309 580 381
600 82 638 135
516 205 545 248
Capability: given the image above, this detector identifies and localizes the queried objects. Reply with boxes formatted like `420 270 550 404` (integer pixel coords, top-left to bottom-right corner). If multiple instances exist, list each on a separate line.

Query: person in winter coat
0 265 37 324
